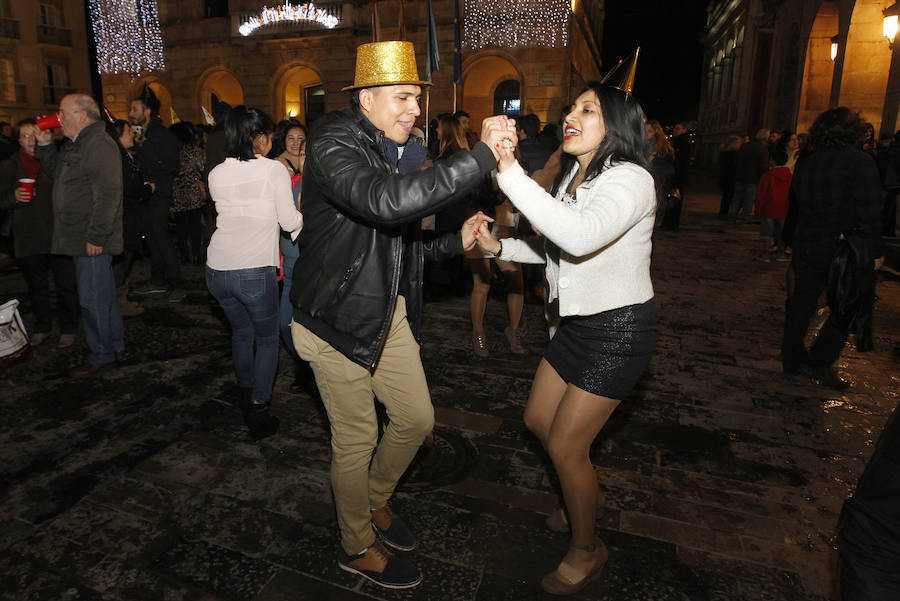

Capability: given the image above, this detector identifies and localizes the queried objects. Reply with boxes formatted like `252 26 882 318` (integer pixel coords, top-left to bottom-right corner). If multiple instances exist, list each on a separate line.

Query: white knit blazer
496 159 656 317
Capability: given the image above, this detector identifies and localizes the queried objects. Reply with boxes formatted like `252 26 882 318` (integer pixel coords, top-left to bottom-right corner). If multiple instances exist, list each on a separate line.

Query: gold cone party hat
342 41 432 91
601 47 639 95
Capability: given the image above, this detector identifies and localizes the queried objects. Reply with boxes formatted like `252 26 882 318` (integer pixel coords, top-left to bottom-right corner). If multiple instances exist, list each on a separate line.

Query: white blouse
496 160 656 317
206 156 303 271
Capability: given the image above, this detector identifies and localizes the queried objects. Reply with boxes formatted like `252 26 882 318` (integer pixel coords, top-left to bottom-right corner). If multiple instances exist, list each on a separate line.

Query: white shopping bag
0 299 33 369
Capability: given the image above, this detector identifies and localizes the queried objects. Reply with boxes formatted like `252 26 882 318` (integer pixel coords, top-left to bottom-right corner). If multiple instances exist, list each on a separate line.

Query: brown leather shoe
70 361 112 377
504 326 526 354
29 332 51 346
472 330 489 358
57 333 76 348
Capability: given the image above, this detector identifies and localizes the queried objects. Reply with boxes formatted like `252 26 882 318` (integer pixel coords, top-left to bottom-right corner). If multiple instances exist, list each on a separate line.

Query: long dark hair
224 105 275 161
551 82 649 196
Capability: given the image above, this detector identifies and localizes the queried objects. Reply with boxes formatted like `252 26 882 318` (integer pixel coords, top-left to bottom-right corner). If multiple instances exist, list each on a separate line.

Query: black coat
135 116 179 201
291 105 497 367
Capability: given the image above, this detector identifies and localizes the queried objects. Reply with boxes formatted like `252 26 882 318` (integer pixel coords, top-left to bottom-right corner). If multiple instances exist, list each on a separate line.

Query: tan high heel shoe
541 538 609 595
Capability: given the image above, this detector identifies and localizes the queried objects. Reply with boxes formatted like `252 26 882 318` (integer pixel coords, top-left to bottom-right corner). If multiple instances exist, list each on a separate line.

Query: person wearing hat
473 57 657 595
289 41 516 589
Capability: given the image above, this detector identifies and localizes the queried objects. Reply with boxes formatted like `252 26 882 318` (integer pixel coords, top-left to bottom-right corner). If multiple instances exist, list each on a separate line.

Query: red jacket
755 166 792 219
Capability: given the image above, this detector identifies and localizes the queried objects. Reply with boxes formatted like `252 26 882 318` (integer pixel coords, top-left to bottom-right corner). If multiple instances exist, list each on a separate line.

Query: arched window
493 79 521 116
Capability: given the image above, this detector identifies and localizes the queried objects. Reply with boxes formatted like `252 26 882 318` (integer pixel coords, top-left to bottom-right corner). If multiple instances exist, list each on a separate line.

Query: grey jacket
35 121 123 256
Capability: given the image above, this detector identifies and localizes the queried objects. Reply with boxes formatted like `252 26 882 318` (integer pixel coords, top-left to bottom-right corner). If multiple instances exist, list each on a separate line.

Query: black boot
239 395 280 440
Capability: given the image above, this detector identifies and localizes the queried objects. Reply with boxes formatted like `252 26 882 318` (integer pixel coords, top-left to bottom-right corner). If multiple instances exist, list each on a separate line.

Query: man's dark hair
0 121 10 129
809 106 865 149
453 110 470 120
133 85 160 116
517 114 541 139
552 82 650 196
224 105 275 161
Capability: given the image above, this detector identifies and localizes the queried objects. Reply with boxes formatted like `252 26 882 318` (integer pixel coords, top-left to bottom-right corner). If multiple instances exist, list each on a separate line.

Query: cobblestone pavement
1 182 898 601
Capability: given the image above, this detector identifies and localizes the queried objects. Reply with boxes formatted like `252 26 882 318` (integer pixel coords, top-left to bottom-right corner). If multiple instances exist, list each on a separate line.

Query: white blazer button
558 277 570 289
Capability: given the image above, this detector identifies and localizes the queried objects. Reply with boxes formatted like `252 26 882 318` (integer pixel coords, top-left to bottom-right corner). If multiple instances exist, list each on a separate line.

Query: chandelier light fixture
238 2 341 36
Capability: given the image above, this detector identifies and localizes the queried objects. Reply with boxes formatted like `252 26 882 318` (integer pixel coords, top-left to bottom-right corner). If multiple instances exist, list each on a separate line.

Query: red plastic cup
36 114 61 130
18 178 35 201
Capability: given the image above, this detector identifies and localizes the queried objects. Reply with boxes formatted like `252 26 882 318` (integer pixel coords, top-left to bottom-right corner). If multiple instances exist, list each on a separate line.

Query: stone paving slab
1 183 898 600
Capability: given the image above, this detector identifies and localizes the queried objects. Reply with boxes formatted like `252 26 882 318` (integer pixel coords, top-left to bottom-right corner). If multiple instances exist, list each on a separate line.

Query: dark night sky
601 0 710 126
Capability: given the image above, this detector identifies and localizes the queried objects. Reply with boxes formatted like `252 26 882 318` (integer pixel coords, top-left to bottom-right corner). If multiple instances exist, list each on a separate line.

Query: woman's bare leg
496 259 523 330
523 359 568 446
467 257 491 332
547 386 619 577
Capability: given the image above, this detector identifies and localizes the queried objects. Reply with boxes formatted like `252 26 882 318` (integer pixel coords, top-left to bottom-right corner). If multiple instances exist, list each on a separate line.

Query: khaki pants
291 296 434 555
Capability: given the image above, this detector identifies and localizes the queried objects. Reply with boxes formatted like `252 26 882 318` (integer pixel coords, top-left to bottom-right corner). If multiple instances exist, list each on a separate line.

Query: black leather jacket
291 105 497 367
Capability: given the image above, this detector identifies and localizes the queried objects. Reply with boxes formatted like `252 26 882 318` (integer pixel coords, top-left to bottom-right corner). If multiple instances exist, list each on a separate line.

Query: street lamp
885 2 900 49
830 35 839 61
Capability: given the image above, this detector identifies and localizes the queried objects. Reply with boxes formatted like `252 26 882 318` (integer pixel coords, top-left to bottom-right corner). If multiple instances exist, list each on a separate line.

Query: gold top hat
601 47 639 95
342 41 432 91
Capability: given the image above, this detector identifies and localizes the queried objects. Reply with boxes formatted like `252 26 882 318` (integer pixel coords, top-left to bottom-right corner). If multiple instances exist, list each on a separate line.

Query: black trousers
781 240 849 371
17 253 78 334
174 208 203 261
140 196 181 288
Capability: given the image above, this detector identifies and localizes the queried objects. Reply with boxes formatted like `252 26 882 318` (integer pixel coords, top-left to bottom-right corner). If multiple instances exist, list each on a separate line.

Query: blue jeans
728 182 757 223
206 266 279 403
73 255 124 364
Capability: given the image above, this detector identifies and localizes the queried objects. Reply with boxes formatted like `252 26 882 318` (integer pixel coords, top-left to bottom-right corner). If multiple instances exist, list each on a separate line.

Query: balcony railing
37 25 72 46
44 85 73 105
0 82 26 103
0 18 19 39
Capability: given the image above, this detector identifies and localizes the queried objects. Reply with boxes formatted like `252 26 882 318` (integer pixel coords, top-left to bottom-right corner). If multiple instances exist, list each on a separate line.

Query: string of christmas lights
238 2 341 36
89 0 165 75
463 0 570 50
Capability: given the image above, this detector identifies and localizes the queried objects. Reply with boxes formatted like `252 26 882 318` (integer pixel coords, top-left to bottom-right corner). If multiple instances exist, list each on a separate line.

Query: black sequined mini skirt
544 299 656 400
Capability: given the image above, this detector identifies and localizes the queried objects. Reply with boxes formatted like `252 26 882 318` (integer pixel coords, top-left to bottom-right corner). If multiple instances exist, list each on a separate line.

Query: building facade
98 0 604 131
0 0 93 125
698 0 900 165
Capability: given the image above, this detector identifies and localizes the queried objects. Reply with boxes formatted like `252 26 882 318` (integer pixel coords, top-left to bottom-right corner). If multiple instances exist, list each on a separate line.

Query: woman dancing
475 82 657 594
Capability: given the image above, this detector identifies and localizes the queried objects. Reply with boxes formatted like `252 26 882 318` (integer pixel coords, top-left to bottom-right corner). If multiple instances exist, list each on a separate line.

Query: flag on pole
399 0 407 40
170 107 180 124
425 0 439 82
201 106 215 125
453 0 462 84
371 0 381 42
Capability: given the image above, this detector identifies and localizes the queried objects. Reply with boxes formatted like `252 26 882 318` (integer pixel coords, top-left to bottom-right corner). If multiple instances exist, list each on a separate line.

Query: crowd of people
0 37 895 598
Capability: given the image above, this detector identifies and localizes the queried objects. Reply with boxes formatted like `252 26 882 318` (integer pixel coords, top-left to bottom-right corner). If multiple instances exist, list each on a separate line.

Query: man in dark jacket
290 41 514 589
781 107 884 390
128 89 183 301
729 128 769 224
34 94 124 376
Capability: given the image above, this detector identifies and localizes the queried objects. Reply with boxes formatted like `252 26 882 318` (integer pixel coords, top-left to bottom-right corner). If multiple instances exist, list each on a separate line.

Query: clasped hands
480 115 518 168
459 211 502 255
